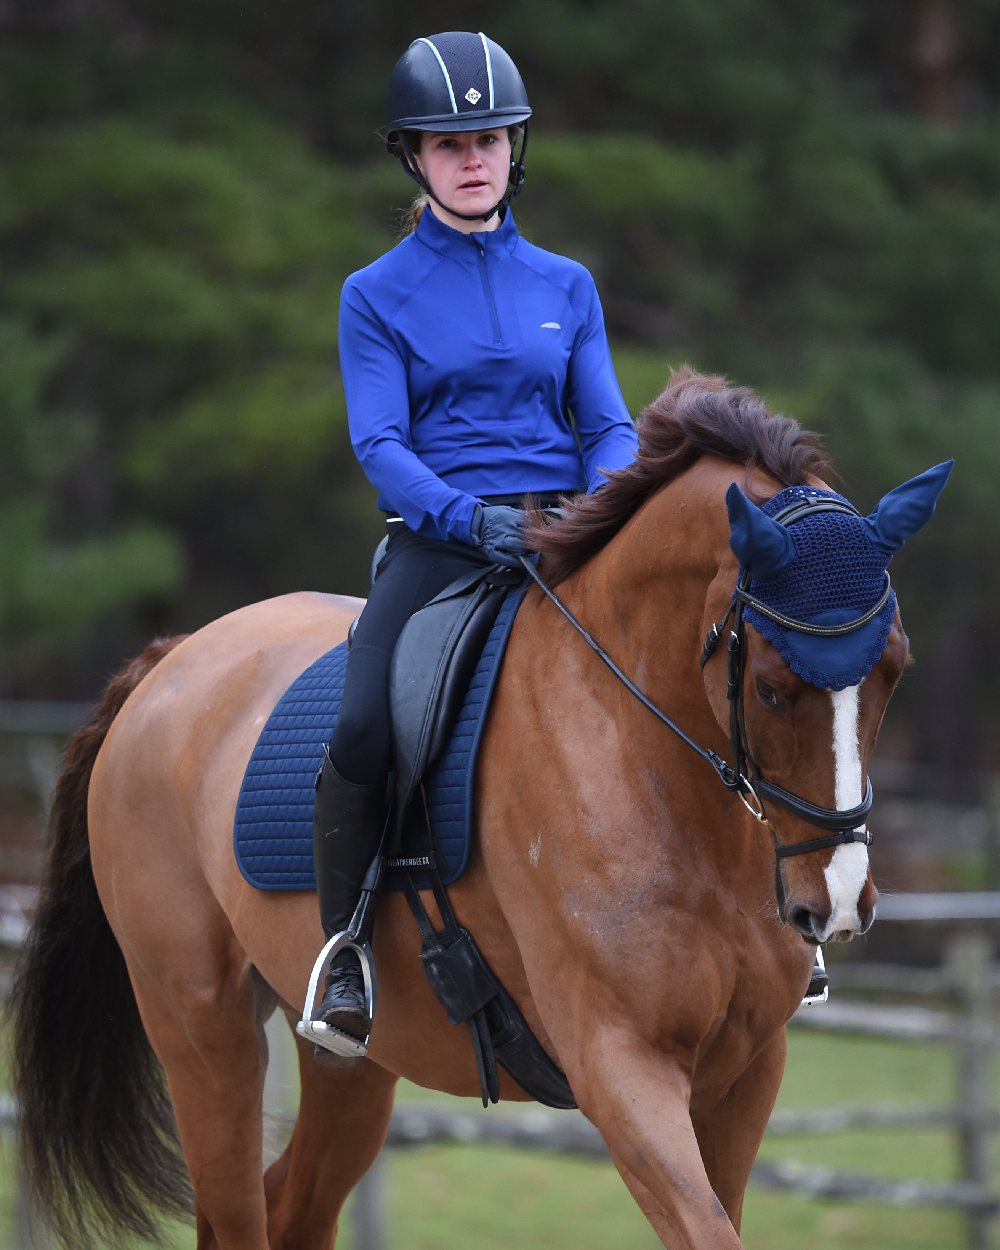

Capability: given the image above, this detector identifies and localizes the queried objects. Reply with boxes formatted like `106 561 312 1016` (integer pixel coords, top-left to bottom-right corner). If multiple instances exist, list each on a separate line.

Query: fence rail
0 885 998 1248
375 1103 1000 1216
1 708 999 1246
343 925 1000 1250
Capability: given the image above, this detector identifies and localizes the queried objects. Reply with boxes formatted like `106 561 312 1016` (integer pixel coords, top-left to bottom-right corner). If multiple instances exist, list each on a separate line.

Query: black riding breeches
327 524 490 785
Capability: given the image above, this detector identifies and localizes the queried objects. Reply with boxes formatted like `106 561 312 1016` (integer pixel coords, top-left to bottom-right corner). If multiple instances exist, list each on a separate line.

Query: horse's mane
527 366 835 585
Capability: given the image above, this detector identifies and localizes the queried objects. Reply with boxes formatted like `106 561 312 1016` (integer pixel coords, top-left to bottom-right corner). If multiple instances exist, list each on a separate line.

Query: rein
519 494 877 860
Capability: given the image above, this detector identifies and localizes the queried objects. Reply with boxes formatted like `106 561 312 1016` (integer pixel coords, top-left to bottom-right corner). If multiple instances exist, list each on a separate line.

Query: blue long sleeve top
338 208 638 544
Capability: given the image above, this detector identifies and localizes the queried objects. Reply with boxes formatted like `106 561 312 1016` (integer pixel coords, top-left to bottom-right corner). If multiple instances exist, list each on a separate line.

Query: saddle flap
390 567 520 832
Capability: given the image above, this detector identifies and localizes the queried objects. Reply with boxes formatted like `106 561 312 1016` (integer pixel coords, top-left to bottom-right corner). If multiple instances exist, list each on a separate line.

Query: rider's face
416 129 512 231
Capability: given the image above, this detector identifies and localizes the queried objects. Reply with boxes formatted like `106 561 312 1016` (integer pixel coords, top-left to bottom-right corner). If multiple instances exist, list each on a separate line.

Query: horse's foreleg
264 1019 398 1250
575 1031 745 1250
605 1146 675 1237
691 1028 787 1232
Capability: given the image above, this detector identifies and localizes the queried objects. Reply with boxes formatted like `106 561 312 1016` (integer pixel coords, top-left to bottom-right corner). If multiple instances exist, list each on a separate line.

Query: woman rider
309 31 639 1059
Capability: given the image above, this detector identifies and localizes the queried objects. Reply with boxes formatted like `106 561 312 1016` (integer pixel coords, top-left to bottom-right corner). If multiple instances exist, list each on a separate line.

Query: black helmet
385 31 531 140
384 31 532 223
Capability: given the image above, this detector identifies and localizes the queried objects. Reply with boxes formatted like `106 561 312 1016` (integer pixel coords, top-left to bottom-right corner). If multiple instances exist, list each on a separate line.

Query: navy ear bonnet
737 486 895 690
726 461 953 691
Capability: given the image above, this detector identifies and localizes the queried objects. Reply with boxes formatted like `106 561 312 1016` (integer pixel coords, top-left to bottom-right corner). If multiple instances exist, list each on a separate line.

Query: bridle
519 494 885 863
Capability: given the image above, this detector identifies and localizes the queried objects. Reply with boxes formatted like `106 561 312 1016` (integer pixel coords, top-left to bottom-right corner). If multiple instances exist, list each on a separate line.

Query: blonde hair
407 194 431 232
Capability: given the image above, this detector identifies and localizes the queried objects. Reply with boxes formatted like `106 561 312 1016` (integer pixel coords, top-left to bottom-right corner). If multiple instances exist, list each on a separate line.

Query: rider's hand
472 504 529 567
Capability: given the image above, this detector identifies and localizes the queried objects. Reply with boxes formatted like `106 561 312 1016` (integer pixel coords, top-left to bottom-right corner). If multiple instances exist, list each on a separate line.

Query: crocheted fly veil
726 461 954 690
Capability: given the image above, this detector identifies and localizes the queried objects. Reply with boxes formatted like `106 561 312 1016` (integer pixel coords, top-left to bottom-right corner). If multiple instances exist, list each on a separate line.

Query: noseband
520 494 880 862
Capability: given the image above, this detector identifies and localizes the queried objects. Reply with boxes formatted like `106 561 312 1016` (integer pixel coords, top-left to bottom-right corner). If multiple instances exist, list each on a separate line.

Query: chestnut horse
11 371 948 1250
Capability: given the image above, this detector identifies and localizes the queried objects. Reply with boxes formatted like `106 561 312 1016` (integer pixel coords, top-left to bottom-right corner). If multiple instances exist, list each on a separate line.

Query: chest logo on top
540 322 562 330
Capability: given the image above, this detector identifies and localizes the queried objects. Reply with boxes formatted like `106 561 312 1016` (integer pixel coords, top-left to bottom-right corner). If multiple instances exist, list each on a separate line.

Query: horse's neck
565 471 731 694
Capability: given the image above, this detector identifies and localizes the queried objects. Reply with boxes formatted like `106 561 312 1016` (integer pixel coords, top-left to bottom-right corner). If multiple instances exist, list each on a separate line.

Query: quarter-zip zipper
475 241 504 347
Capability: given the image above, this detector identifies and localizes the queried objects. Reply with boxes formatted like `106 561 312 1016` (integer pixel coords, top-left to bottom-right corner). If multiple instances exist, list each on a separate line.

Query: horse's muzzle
783 884 877 944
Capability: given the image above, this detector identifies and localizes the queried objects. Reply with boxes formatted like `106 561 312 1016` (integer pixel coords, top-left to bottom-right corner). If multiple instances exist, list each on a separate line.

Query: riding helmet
384 32 532 221
385 31 532 140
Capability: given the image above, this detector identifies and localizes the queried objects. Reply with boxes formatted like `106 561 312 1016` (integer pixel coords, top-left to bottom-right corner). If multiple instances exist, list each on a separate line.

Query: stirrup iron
296 930 378 1058
800 946 829 1007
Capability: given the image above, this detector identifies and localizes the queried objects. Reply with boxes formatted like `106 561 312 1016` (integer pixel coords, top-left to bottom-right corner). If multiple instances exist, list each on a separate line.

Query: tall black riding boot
311 749 386 1042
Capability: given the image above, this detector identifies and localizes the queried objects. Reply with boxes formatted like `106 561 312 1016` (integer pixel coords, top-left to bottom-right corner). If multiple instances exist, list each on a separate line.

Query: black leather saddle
389 562 523 842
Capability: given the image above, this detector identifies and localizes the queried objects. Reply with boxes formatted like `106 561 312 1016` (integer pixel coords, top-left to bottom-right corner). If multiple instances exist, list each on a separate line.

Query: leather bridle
520 494 885 862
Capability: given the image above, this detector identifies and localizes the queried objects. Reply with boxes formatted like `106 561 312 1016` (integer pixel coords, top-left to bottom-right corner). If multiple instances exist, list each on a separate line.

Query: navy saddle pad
233 586 525 891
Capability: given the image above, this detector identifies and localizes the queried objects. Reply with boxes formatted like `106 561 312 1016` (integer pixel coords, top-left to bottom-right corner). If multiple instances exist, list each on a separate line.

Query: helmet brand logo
464 87 482 105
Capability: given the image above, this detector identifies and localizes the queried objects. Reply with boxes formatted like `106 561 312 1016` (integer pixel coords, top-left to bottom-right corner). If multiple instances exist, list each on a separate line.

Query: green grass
7 1028 998 1249
332 1030 994 1250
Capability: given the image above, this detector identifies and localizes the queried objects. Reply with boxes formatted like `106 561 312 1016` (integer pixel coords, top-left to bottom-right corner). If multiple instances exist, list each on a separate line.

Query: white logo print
540 321 561 330
465 87 482 105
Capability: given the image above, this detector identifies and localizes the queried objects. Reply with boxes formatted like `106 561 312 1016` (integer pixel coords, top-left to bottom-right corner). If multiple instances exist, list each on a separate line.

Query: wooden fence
1 909 998 1249
168 907 1000 1250
2 705 999 1247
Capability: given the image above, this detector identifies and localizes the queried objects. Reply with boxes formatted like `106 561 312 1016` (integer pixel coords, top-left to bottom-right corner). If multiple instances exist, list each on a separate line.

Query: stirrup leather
296 931 377 1059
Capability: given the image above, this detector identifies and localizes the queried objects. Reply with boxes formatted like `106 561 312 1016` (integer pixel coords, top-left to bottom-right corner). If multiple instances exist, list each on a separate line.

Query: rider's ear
863 460 954 555
726 483 796 576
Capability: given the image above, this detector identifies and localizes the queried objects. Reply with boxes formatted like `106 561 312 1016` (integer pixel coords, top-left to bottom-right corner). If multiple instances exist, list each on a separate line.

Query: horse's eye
756 680 783 710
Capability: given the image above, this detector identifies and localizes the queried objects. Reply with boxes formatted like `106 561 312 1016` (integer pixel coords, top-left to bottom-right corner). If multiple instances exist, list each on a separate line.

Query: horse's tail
8 636 194 1249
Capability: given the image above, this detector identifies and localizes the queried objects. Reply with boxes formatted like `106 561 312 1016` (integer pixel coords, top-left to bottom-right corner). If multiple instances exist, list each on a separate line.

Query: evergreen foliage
2 2 997 774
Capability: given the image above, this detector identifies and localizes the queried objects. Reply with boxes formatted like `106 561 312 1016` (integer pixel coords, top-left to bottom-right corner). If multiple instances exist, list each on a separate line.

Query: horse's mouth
800 927 857 946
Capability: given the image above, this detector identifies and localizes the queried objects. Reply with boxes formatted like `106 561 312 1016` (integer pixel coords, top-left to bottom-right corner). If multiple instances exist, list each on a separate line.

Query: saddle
382 564 576 1111
389 563 520 845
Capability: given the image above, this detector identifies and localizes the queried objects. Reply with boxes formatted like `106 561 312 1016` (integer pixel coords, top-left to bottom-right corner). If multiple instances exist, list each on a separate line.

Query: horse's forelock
526 366 834 584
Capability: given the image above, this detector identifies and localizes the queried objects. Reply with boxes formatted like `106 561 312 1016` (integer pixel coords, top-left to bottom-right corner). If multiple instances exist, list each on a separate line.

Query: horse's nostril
788 907 822 940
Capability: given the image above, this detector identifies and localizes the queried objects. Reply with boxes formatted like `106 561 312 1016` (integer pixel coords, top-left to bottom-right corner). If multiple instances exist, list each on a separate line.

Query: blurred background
1 1 999 1247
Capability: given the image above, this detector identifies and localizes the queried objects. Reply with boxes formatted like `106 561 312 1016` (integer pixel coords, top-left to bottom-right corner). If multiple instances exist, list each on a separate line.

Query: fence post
948 930 995 1250
985 780 1000 892
351 1157 388 1250
15 1159 51 1249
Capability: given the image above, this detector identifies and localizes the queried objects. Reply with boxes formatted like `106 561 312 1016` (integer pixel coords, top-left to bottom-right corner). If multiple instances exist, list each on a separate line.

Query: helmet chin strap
398 126 529 226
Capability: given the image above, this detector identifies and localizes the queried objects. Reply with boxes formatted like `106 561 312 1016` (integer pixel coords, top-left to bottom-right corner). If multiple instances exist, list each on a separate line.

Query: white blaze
823 684 869 936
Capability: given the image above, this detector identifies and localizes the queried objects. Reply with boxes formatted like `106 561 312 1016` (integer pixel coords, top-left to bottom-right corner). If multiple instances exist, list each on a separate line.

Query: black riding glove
472 504 529 568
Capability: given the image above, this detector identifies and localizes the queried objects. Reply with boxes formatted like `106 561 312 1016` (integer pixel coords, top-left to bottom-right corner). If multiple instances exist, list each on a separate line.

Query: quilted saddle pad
233 586 524 890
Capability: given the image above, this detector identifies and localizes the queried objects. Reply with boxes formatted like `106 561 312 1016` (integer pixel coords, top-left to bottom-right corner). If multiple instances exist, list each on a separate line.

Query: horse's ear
863 460 955 555
726 483 796 575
